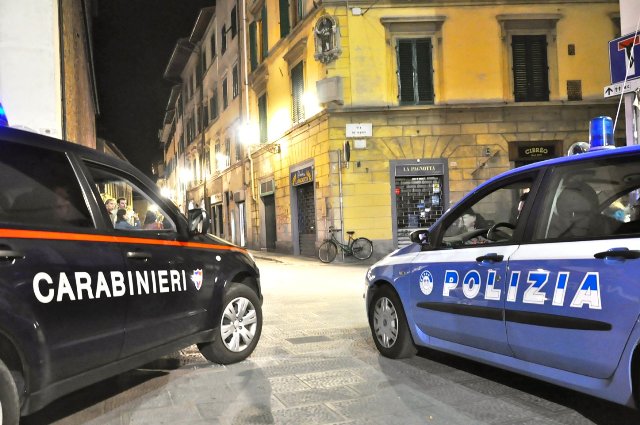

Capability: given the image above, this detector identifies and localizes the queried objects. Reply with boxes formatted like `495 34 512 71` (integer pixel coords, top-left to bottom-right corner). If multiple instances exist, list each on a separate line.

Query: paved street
23 252 640 425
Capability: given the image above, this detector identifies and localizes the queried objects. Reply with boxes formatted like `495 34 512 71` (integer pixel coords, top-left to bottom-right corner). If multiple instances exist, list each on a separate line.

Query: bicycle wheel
318 240 338 263
352 238 373 260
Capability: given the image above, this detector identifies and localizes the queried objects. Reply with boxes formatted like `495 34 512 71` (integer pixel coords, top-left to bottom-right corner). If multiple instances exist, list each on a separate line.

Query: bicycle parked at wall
318 226 373 263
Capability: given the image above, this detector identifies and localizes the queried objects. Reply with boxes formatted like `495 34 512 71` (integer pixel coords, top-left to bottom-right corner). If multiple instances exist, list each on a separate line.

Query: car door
0 140 126 381
410 175 535 355
82 162 217 357
506 155 640 378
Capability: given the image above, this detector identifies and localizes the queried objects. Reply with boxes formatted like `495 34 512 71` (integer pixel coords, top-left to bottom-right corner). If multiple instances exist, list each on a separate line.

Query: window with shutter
224 138 231 167
279 0 290 38
397 39 434 104
210 91 218 121
230 6 237 39
291 62 305 124
261 6 269 60
249 22 258 71
258 94 268 144
232 64 239 99
235 138 243 162
221 25 227 55
222 78 228 109
512 35 549 102
210 32 216 60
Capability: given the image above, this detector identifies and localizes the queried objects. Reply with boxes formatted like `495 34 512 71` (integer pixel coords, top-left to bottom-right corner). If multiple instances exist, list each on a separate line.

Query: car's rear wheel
198 282 262 364
369 285 416 359
0 359 20 425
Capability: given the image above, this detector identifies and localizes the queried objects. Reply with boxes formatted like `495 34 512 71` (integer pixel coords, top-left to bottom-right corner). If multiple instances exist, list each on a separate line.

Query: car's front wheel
198 281 262 364
369 285 416 359
0 358 20 425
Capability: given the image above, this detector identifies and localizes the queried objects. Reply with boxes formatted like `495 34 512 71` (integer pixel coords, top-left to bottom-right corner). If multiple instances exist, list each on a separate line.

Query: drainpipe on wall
337 149 345 261
241 0 258 203
57 0 66 140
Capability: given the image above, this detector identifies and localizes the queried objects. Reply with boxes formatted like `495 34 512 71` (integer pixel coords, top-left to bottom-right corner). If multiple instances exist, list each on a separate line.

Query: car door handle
594 248 640 260
0 249 24 261
126 251 152 261
476 253 504 263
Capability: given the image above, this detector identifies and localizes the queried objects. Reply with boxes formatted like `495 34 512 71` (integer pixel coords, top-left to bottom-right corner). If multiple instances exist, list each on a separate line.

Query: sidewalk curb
252 255 284 264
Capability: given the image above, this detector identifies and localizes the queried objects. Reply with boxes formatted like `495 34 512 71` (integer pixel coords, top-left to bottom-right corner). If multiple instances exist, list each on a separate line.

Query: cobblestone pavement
22 252 640 425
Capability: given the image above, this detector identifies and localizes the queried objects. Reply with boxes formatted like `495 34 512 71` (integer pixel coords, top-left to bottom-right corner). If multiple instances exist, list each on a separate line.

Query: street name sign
603 78 640 98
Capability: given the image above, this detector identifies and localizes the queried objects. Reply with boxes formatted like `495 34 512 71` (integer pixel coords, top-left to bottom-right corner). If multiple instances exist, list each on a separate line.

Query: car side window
533 157 640 241
440 179 532 248
0 141 93 228
84 164 177 233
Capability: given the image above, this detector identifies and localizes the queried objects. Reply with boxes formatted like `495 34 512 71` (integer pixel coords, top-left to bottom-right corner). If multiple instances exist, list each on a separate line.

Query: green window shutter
291 62 304 124
415 39 433 103
222 78 228 109
221 25 227 54
249 22 258 71
397 40 415 103
261 6 269 60
512 35 549 102
279 0 290 38
210 32 216 59
210 91 218 120
258 94 268 144
230 6 237 38
397 39 434 105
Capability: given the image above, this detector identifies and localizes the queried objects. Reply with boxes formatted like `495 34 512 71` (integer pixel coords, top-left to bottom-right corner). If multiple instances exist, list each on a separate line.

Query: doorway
262 194 276 250
296 182 316 257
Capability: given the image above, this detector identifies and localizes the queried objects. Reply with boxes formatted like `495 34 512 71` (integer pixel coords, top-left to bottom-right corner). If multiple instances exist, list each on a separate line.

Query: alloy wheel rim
373 297 398 348
220 296 258 352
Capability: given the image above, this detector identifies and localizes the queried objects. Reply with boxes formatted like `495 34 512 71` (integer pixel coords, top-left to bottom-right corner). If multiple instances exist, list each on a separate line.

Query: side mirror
409 229 430 245
188 208 209 235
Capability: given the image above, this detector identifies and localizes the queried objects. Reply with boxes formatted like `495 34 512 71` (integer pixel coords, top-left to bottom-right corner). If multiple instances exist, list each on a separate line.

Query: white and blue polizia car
365 136 640 407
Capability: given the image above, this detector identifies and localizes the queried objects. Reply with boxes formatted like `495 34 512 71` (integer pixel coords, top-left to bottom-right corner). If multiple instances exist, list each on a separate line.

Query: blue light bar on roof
589 116 614 151
0 102 8 127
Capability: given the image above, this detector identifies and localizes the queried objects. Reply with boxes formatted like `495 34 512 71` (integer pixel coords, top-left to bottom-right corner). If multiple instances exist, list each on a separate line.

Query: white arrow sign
604 78 640 98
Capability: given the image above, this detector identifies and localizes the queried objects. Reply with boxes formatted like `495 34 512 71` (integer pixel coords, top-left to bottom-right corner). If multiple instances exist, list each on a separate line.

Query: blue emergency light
589 116 614 151
0 101 8 127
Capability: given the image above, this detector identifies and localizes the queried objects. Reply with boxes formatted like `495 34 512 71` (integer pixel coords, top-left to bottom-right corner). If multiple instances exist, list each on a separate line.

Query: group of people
104 197 163 230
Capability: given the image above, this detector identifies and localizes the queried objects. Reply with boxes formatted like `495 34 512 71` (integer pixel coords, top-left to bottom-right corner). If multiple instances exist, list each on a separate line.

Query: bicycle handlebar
328 226 342 232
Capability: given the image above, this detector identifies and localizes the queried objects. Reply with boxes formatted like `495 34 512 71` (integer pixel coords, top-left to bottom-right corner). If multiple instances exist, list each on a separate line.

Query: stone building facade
160 0 622 259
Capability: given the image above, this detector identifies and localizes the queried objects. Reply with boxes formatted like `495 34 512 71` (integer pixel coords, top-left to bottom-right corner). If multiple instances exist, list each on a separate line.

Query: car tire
369 285 416 359
0 359 20 425
198 282 262 365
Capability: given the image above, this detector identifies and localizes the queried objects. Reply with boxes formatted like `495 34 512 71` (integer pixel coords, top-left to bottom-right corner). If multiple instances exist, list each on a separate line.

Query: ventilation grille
260 180 274 196
567 80 582 101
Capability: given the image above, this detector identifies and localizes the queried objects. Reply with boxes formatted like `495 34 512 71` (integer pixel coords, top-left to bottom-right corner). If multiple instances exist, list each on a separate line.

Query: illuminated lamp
0 102 9 126
588 116 615 151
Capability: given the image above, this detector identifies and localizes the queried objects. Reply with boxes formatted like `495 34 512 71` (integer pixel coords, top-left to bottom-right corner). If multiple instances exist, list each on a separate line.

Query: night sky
94 0 213 177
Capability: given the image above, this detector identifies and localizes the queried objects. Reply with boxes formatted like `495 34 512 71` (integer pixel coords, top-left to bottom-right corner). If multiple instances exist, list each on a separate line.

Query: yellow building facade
161 0 621 259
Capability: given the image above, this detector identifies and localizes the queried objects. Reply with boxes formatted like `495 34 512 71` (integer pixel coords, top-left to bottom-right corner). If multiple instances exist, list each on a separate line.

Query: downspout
242 0 257 203
198 44 206 212
57 0 66 140
337 149 344 261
